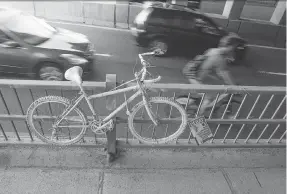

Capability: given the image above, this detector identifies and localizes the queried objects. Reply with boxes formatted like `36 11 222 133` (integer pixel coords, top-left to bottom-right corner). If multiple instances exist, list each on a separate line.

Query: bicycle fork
142 95 159 126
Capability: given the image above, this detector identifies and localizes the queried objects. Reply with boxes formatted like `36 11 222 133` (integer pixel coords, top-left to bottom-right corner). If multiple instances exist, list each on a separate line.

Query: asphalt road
0 22 286 142
50 22 286 86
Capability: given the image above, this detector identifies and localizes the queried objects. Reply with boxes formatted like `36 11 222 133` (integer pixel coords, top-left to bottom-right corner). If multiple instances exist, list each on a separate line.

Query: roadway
50 22 286 86
0 21 286 142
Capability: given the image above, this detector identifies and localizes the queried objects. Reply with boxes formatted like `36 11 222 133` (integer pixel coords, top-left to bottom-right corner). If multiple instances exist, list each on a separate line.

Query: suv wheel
149 38 169 57
37 63 64 81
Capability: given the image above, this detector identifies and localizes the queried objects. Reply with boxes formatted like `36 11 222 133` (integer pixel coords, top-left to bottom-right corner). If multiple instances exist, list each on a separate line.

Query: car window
148 9 173 25
194 17 221 35
4 13 56 45
181 13 196 30
0 30 12 44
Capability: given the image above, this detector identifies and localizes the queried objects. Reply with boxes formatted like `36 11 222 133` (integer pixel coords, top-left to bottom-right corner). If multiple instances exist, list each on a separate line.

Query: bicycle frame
54 83 144 127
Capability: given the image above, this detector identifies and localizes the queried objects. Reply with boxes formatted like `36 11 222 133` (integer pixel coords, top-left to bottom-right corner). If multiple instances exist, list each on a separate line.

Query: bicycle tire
26 96 88 146
214 99 241 118
128 97 187 144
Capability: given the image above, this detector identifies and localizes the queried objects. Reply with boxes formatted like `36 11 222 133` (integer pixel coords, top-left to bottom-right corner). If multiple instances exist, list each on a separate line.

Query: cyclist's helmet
218 33 239 48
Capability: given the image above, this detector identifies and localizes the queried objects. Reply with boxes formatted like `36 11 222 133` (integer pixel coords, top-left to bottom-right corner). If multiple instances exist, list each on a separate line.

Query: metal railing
0 75 286 150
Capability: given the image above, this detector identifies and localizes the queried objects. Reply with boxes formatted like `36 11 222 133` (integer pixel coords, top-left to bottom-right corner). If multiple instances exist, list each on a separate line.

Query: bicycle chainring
90 119 113 135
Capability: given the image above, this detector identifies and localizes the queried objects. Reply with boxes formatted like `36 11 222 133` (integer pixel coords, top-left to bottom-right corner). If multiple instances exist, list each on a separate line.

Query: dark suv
0 8 94 81
130 5 247 61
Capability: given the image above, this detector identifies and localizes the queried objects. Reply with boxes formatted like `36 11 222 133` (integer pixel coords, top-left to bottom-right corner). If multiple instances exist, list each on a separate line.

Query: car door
146 8 173 38
0 29 34 74
171 12 205 56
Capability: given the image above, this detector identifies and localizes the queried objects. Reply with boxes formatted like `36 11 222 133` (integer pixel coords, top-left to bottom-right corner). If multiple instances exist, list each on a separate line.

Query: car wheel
37 63 64 81
148 38 169 57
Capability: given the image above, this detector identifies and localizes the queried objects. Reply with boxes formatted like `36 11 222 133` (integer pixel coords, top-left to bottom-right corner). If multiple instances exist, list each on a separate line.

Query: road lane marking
94 53 112 57
49 20 286 51
258 71 287 76
248 44 286 51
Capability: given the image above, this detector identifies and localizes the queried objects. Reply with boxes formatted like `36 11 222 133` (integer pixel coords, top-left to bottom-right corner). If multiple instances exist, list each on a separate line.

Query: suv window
0 30 12 44
194 17 221 35
195 17 220 35
148 8 173 25
149 9 196 30
181 13 196 30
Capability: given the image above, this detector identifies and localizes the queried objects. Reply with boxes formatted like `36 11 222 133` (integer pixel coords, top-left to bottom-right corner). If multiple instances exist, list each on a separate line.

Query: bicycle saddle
64 66 83 85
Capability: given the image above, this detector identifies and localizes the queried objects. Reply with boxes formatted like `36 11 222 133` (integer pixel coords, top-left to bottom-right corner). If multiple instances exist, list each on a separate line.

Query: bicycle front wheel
26 96 88 146
128 97 187 144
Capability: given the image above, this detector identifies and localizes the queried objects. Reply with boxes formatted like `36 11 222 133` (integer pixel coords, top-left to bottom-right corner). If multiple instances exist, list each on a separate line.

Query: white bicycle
26 50 187 146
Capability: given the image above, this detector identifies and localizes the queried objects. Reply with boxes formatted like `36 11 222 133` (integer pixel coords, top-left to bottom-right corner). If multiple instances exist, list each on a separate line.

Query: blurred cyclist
182 36 237 116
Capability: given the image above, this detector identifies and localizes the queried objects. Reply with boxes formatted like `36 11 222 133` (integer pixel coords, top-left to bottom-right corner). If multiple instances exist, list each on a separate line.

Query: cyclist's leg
187 79 211 116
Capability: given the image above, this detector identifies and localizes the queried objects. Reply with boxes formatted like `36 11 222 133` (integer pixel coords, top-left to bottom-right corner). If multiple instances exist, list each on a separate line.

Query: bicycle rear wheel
128 97 187 144
26 96 88 146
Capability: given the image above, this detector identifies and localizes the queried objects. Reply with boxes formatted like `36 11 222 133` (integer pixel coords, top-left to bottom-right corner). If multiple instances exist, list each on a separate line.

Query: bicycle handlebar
144 75 161 83
136 49 164 82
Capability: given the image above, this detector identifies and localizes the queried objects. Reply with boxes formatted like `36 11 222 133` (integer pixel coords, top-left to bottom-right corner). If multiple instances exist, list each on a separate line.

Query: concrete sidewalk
0 167 285 194
0 146 286 194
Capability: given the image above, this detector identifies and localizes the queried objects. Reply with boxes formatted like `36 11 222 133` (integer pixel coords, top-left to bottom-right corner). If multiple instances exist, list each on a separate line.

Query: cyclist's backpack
182 54 207 79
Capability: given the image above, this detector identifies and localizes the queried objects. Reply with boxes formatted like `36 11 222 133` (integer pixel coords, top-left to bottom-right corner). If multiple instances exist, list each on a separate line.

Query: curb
0 145 285 169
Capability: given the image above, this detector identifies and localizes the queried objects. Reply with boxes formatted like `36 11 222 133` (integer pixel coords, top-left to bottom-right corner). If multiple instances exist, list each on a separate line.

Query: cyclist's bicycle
26 50 187 146
172 93 242 118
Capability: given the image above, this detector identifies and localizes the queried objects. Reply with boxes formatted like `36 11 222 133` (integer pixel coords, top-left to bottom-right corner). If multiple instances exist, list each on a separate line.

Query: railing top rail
0 79 106 90
0 79 285 93
146 83 286 94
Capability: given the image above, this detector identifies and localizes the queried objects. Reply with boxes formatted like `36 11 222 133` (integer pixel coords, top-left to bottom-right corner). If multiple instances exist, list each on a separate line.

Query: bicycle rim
128 97 187 144
26 96 88 146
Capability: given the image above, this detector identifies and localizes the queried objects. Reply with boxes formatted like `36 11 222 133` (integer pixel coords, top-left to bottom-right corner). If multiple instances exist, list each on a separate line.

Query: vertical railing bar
234 94 261 143
208 93 220 119
46 90 71 142
175 92 191 143
184 93 191 110
0 89 20 141
0 123 8 141
126 124 129 144
13 88 33 141
139 107 145 144
152 91 161 140
195 93 206 117
267 114 286 143
245 94 274 143
211 94 234 143
257 96 286 143
90 90 98 144
188 92 206 142
164 92 176 140
29 89 45 136
222 94 248 143
278 131 286 143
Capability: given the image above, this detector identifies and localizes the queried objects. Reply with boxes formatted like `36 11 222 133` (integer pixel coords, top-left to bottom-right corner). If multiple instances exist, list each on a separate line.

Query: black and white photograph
0 0 286 193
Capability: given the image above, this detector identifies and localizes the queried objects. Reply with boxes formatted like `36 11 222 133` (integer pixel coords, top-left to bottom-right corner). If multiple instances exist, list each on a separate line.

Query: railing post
105 74 117 163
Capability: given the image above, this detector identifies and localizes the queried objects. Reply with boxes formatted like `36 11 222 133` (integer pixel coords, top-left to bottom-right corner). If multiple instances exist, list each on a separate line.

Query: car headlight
87 43 95 52
60 54 88 65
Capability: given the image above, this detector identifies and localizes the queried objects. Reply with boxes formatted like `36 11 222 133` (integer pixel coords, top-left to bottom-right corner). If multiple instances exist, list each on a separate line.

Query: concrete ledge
0 2 285 48
237 20 280 46
34 2 84 23
116 3 129 25
0 145 285 169
83 2 115 27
